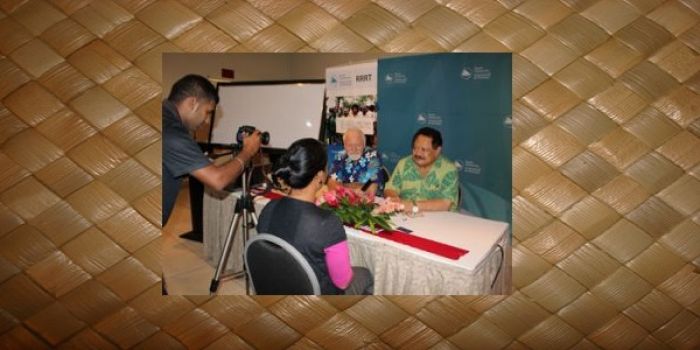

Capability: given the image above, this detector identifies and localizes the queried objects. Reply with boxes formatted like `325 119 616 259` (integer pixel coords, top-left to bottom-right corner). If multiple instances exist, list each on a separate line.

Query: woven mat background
1 0 699 348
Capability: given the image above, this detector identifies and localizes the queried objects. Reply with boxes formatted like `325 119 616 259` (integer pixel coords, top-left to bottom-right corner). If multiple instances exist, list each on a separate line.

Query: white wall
162 53 295 96
161 53 403 141
162 53 402 92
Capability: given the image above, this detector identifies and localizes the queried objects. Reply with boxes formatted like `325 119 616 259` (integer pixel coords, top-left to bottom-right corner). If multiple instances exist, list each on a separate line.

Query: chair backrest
379 166 390 184
244 234 321 295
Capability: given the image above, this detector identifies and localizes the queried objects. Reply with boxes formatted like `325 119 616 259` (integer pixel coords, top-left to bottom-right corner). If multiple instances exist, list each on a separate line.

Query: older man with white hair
328 128 383 195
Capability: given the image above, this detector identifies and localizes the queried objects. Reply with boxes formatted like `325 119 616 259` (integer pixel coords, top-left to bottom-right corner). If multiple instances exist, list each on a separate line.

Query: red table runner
258 191 284 200
357 227 468 260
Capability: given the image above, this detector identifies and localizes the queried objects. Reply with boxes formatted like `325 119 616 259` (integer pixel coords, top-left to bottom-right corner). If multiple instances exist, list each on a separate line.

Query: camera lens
236 126 269 146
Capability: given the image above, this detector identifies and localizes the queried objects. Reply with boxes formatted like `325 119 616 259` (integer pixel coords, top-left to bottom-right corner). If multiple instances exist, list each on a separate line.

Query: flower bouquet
316 186 404 234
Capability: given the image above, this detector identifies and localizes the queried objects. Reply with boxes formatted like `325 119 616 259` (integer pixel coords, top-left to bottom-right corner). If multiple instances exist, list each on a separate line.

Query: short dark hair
412 127 443 149
273 138 327 189
167 74 219 104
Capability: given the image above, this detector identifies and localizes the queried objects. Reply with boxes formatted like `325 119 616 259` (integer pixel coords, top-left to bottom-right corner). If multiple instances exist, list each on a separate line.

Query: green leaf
375 217 392 230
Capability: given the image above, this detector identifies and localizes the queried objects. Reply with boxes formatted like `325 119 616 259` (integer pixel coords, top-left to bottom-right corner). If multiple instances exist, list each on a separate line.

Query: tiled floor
162 180 246 295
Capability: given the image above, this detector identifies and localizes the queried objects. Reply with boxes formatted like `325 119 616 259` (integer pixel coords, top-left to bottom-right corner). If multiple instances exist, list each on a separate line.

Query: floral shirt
385 156 459 211
329 147 382 186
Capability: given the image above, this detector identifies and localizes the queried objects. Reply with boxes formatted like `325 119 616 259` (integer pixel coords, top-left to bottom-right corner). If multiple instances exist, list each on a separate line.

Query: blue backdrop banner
377 53 512 223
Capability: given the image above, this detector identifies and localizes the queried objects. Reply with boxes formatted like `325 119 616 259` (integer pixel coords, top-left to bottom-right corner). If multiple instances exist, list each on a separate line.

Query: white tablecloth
203 189 247 274
203 190 510 294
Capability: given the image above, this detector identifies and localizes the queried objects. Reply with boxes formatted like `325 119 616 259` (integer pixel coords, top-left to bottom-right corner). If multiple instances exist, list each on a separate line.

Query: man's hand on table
384 196 414 215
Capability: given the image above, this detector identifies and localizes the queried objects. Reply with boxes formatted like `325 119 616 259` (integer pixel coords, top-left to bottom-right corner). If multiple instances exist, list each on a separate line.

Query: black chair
379 166 390 184
244 234 321 295
377 166 390 196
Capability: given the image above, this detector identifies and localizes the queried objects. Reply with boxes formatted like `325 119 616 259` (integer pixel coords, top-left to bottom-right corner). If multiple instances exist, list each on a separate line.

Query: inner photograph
162 53 512 295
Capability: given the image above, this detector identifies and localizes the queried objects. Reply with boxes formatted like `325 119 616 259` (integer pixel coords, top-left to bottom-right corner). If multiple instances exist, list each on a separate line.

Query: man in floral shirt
328 128 383 196
385 127 459 213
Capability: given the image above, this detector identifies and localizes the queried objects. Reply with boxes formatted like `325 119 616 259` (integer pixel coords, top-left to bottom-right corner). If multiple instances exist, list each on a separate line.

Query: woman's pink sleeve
323 240 353 289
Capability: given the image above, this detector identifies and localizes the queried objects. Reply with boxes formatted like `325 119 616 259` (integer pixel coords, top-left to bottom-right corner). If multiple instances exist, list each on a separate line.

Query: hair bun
273 166 290 180
272 154 291 182
273 138 327 189
273 157 289 175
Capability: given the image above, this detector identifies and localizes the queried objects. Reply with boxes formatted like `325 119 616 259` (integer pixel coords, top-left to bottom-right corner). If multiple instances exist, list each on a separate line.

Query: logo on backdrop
329 73 354 87
384 72 407 84
417 113 443 126
460 65 491 80
503 115 512 128
460 67 472 80
454 160 482 175
356 74 372 82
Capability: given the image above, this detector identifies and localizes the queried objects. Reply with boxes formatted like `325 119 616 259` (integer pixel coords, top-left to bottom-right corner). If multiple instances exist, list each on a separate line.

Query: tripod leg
241 208 250 295
250 211 258 227
210 212 242 294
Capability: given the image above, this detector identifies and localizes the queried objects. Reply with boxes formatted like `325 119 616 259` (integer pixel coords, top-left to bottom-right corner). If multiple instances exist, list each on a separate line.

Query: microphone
361 180 372 192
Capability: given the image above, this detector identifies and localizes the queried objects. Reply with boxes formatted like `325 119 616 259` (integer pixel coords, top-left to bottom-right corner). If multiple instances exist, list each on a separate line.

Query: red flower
347 190 360 205
323 190 339 207
336 186 349 198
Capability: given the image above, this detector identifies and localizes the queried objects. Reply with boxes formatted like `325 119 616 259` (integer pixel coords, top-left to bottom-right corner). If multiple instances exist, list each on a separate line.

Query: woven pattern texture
1 0 699 348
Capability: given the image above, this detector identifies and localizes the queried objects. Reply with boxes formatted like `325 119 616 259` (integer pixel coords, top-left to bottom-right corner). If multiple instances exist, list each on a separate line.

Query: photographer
163 74 261 226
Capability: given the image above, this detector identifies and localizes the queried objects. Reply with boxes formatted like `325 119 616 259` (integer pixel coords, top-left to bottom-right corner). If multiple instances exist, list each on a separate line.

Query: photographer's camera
237 125 270 145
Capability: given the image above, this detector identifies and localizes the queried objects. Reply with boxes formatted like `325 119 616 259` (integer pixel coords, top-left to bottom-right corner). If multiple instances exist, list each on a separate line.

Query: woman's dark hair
412 127 443 149
273 138 327 189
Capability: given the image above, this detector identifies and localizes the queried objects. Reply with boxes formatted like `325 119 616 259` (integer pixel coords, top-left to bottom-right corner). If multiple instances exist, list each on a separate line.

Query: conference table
203 189 511 295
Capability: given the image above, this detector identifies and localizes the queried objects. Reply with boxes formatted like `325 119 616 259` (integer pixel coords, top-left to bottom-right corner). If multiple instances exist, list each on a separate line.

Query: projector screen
210 81 325 149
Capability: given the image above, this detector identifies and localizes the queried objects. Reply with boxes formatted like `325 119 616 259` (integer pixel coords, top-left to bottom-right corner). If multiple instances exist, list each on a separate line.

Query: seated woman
328 128 383 196
257 138 373 295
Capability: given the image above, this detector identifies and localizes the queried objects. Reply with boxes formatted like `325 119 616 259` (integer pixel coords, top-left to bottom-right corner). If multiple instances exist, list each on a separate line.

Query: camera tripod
209 165 257 295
